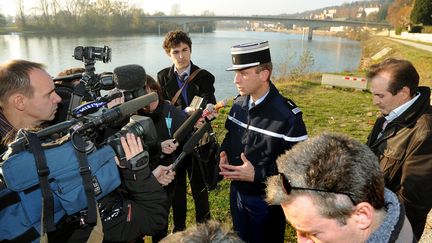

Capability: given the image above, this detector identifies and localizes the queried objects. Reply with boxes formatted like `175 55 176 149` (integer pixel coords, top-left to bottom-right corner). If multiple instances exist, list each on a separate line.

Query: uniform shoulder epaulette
285 98 302 115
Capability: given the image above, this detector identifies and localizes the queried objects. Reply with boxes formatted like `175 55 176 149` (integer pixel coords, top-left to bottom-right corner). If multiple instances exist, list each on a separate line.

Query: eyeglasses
279 173 357 205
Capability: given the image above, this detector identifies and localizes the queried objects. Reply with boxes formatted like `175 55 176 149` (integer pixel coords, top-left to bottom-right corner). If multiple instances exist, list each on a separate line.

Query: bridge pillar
183 23 189 32
158 24 161 36
308 27 313 41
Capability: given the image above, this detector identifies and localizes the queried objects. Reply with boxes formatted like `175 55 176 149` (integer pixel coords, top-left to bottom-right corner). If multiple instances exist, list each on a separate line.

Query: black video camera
106 115 158 169
73 46 111 63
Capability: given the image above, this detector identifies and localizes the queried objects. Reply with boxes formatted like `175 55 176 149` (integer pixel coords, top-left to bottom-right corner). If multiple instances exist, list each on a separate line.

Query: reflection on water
0 30 361 100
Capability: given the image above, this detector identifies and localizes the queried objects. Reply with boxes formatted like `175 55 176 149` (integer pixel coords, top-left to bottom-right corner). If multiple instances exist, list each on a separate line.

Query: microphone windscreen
113 64 146 91
118 92 158 116
174 109 203 143
183 122 210 154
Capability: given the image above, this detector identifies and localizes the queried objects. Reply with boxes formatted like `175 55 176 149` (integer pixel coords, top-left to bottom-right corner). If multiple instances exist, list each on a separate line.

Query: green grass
159 35 432 242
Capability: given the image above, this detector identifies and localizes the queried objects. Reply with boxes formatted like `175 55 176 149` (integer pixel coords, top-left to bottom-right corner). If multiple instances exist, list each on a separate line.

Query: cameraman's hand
161 139 178 154
152 165 176 186
114 133 143 167
107 95 124 109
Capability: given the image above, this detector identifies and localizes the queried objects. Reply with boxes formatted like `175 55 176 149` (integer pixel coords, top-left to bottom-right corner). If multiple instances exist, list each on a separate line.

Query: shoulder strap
25 131 56 233
171 68 203 105
71 133 98 226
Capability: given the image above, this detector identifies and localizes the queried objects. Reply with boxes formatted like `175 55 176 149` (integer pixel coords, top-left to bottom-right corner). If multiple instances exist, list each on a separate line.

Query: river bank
206 35 432 242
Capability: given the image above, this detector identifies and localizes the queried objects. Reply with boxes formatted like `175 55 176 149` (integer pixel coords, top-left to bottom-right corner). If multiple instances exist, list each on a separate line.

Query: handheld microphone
202 99 228 118
173 109 203 143
78 92 158 131
113 64 146 91
170 122 211 172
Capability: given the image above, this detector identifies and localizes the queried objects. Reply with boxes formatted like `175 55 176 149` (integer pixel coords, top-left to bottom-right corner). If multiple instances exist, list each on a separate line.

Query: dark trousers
172 155 210 231
230 184 285 243
151 178 177 242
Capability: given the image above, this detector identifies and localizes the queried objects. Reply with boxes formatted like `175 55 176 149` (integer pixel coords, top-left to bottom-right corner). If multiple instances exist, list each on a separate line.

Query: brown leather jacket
367 86 432 240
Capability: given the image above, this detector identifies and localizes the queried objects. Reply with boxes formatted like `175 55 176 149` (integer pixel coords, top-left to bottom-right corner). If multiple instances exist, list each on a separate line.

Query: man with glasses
266 133 415 242
219 41 307 243
366 58 432 241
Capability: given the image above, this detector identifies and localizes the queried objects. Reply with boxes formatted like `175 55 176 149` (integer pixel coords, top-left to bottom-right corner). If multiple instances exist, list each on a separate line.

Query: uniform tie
250 102 255 110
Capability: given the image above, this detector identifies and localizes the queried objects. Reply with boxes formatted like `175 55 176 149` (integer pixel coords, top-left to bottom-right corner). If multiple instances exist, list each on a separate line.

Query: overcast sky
1 0 360 16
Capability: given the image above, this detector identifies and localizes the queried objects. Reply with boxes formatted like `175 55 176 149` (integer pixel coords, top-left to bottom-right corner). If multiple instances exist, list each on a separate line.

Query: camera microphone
170 122 211 172
78 92 158 131
113 64 146 91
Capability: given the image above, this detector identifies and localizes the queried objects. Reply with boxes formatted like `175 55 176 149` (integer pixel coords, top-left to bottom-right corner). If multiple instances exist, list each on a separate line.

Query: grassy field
160 35 432 242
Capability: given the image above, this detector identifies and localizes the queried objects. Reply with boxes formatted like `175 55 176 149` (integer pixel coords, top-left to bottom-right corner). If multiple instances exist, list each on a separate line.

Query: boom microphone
170 122 211 172
78 92 158 131
113 64 146 91
173 109 203 143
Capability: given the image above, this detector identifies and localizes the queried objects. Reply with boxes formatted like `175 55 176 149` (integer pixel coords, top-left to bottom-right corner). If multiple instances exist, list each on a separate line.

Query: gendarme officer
219 41 308 243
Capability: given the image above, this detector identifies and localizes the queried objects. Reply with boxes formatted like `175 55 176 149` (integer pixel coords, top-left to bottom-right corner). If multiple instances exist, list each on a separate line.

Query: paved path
387 38 432 53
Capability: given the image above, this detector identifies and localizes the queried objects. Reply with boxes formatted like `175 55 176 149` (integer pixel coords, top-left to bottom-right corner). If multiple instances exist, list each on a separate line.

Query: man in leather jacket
366 58 432 240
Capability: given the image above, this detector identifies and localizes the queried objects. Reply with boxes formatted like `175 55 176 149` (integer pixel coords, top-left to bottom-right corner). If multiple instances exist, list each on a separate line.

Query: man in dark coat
157 30 216 232
366 58 432 241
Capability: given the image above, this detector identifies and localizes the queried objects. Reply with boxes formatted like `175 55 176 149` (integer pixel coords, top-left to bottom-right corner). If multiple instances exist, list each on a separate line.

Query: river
0 30 361 100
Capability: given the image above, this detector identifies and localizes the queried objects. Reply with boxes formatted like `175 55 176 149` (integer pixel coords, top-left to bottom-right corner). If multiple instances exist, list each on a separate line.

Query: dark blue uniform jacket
221 82 307 196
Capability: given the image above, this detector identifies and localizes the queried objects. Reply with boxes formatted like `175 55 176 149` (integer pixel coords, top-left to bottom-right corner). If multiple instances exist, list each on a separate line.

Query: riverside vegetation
158 35 432 242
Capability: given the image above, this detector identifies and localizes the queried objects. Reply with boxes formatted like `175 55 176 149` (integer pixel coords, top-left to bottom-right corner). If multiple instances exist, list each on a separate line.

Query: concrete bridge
143 15 391 40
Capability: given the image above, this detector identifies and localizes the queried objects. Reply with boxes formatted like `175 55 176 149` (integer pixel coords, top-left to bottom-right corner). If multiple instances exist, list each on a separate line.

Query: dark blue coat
221 82 307 196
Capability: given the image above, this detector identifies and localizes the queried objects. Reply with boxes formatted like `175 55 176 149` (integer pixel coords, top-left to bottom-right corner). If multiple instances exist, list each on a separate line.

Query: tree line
0 0 216 34
386 0 431 31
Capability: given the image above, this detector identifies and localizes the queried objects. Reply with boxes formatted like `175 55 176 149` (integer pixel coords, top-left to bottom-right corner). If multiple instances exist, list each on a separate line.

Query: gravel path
387 38 432 53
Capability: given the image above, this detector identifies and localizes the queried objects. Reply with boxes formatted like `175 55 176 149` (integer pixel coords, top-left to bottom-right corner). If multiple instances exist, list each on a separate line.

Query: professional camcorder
7 93 159 168
73 46 111 63
52 46 146 125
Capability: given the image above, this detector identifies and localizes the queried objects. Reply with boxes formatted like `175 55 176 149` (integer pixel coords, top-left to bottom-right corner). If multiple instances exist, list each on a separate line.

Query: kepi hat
226 41 271 71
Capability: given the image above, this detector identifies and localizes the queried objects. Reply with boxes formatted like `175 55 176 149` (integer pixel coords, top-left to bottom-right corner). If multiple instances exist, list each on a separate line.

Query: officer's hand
219 151 230 176
219 153 255 182
152 165 176 186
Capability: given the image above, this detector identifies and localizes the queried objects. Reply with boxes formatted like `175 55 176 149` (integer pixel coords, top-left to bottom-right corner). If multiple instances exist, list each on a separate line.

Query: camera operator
0 59 172 242
57 132 170 242
0 59 62 154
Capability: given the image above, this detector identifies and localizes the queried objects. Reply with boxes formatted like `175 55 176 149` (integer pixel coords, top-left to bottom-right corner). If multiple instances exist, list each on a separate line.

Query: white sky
1 0 359 17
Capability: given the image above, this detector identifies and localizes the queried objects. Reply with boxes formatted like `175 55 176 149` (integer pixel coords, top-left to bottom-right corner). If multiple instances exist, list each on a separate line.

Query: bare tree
16 0 26 26
38 0 51 25
170 3 181 16
201 10 215 16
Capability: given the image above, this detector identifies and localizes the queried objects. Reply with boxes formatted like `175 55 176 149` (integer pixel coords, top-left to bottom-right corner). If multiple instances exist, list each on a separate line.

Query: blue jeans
230 184 285 243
